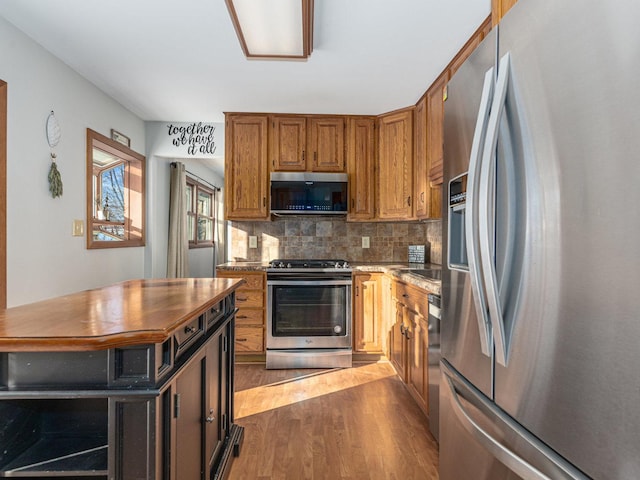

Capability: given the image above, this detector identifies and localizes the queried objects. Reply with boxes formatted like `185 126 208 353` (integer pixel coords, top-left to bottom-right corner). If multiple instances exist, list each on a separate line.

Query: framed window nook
86 128 145 249
186 178 215 248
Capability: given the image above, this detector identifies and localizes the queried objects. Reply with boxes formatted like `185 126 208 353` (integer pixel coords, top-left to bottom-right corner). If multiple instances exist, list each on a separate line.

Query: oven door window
271 285 348 337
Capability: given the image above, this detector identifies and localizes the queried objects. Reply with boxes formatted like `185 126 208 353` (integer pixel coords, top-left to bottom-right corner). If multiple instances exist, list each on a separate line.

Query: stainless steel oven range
266 259 352 369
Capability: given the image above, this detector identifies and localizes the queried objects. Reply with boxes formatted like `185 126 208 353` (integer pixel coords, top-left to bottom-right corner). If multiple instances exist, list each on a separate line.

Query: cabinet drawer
174 314 205 359
235 326 264 352
218 271 264 290
235 308 264 326
396 282 429 317
235 290 263 308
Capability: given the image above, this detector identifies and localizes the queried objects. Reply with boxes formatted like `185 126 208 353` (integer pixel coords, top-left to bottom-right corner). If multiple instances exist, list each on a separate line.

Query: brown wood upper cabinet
224 114 269 220
270 115 346 172
347 116 376 221
426 73 447 187
377 108 414 220
492 0 518 26
426 16 491 187
270 115 306 171
414 94 440 219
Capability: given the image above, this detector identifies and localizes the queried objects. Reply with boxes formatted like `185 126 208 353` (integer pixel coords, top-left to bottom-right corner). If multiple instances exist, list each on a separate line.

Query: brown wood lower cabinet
389 280 431 416
353 272 384 354
217 270 266 354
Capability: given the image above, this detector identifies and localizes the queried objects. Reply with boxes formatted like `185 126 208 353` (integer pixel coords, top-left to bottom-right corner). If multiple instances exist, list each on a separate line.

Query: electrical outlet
72 219 84 236
249 236 258 249
362 236 370 249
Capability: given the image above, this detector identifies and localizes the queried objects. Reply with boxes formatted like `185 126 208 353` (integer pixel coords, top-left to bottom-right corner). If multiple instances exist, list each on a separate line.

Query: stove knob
278 262 285 268
343 261 349 268
286 263 292 268
334 262 340 269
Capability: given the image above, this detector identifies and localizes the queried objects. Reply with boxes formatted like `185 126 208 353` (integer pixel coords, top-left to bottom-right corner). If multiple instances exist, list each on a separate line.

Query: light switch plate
249 236 258 249
362 236 370 249
72 219 84 236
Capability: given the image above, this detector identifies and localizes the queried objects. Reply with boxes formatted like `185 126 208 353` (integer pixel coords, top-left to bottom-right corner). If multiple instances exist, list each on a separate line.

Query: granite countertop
217 261 441 294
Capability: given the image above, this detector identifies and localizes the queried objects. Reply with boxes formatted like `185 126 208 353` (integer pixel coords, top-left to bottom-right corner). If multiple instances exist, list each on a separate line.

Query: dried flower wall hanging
46 110 63 198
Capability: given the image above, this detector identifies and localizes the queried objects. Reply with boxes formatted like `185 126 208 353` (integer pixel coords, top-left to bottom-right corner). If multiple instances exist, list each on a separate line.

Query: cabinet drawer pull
407 195 411 206
237 338 248 342
402 293 409 298
237 315 248 319
184 325 196 334
237 297 248 302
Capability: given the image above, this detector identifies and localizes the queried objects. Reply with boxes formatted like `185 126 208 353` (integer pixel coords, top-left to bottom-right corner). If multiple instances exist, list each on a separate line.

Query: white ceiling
0 0 490 124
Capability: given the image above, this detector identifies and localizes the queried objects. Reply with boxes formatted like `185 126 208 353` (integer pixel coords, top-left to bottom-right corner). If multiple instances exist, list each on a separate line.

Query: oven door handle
267 279 353 286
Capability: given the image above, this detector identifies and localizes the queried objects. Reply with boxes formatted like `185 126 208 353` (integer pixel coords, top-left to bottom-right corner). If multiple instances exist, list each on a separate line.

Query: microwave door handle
465 66 495 358
479 52 511 367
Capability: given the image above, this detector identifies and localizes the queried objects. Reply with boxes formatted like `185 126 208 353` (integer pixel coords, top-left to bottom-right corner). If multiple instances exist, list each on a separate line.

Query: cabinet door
377 109 414 219
308 117 345 172
224 114 269 219
353 273 383 353
389 301 407 382
205 336 222 470
427 75 447 186
406 310 428 413
175 358 204 480
347 117 376 220
414 95 431 219
270 116 307 171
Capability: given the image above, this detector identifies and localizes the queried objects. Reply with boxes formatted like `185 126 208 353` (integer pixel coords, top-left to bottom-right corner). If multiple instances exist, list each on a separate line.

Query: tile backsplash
229 218 442 265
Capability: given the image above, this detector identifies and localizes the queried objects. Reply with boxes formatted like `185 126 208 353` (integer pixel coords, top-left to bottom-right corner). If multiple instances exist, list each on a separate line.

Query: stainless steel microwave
270 172 348 215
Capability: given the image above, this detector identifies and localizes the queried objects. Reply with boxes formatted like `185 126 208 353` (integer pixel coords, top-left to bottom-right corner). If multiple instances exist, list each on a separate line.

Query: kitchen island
0 278 244 479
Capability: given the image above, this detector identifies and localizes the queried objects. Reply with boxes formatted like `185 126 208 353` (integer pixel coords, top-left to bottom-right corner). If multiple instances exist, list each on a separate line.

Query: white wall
0 17 146 307
145 122 224 279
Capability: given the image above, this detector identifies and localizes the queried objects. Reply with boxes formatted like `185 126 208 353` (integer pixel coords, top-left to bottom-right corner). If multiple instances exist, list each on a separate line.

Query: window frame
86 128 145 249
186 177 215 249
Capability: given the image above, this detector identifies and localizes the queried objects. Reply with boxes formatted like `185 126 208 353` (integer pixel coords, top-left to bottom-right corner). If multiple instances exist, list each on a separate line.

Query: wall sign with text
167 122 217 155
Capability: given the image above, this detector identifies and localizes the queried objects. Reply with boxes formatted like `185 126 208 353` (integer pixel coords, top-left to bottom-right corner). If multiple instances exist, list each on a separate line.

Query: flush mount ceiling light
225 0 314 59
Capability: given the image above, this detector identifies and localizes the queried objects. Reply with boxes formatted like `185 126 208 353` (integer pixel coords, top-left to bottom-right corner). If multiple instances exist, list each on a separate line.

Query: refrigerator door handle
479 52 512 366
444 373 552 480
465 66 495 358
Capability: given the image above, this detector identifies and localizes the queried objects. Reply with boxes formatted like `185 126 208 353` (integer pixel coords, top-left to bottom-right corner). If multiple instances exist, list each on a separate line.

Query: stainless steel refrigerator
440 0 640 478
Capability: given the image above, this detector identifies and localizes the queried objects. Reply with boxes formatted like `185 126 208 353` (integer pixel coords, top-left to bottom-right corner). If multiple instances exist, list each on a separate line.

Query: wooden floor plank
229 361 439 479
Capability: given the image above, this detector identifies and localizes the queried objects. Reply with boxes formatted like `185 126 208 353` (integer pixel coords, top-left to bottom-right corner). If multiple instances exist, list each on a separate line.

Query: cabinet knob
206 415 216 423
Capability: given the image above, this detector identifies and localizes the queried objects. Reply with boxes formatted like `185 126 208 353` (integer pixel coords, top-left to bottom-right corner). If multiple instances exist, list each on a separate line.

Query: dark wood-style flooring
228 361 439 479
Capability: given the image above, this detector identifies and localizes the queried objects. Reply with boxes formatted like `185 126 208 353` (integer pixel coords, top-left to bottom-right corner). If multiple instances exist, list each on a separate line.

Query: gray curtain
167 162 189 278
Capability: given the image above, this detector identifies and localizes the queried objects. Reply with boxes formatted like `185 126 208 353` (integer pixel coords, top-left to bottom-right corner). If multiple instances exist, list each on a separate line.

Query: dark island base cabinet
0 293 243 480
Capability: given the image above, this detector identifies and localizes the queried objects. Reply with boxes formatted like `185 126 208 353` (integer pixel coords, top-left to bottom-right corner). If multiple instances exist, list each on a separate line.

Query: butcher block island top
0 277 244 351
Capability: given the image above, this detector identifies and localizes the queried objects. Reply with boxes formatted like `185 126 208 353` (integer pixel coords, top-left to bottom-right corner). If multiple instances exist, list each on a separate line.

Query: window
186 179 215 248
86 129 145 249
